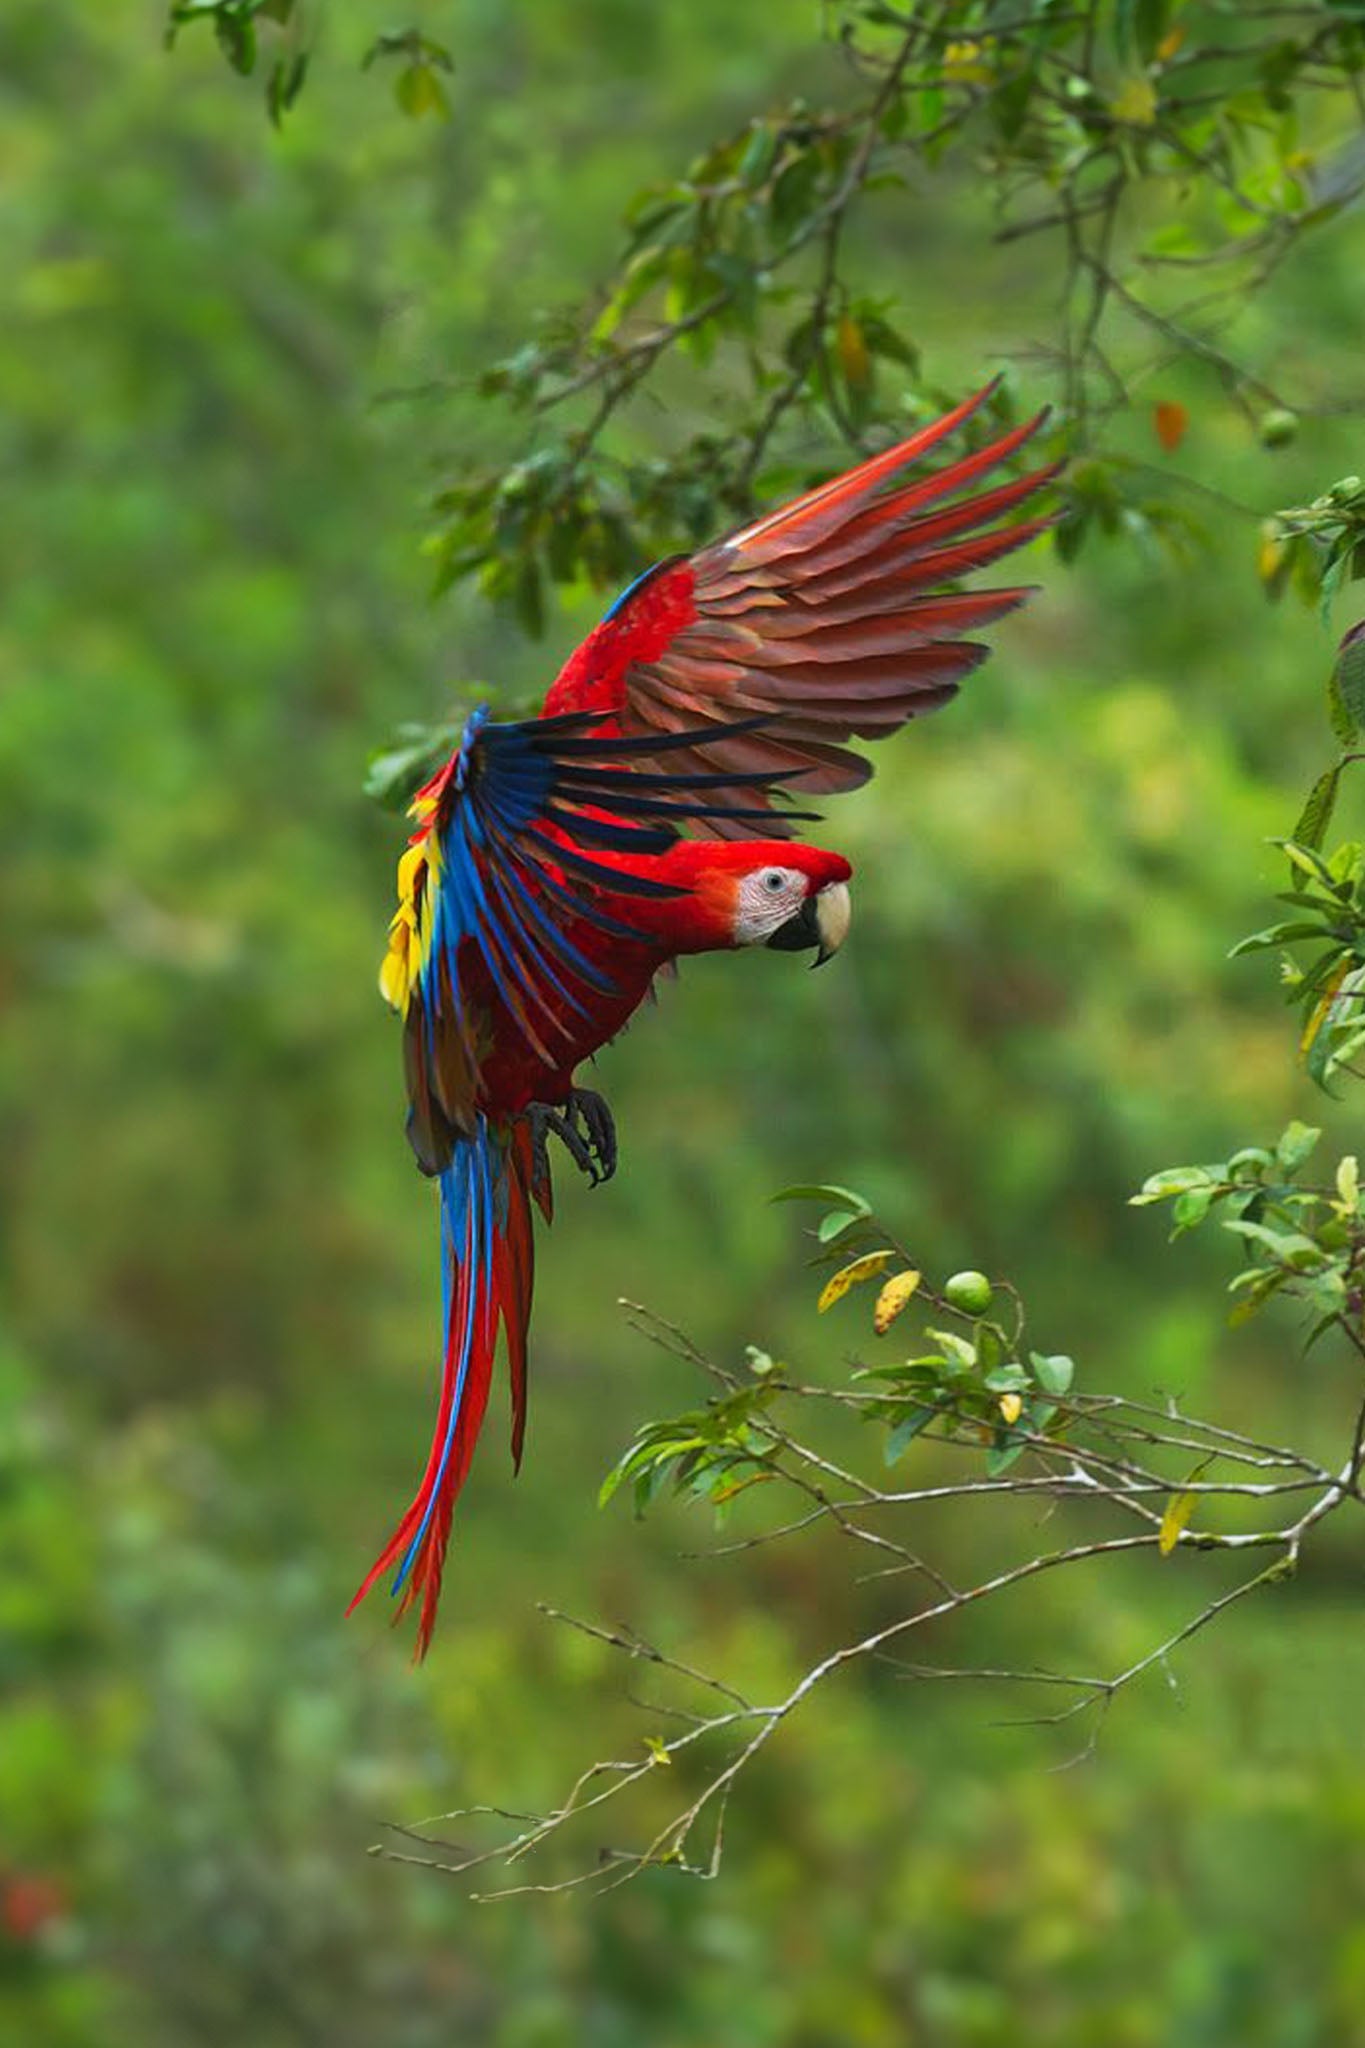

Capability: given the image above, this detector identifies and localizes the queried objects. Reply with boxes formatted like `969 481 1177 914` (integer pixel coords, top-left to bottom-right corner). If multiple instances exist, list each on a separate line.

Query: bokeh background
4 3 1365 2042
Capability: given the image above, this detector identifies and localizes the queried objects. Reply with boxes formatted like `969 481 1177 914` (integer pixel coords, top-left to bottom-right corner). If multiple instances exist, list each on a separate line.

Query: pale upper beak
812 879 851 967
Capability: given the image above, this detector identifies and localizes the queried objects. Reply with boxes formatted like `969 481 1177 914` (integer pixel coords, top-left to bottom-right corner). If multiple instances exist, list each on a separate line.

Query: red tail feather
348 1117 540 1658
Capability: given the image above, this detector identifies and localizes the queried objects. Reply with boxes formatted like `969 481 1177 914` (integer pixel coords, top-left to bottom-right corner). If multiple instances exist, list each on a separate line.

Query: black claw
571 1087 618 1185
531 1104 598 1184
527 1089 618 1189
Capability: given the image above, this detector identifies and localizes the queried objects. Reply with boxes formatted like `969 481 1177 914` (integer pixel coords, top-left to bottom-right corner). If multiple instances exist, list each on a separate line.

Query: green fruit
1259 409 1298 449
944 1270 994 1315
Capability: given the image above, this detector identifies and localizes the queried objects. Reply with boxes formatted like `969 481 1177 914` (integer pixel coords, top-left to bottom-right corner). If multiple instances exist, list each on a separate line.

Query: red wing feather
543 382 1058 833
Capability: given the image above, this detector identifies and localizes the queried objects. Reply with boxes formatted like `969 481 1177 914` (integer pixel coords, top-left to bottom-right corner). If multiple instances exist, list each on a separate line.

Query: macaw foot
529 1087 618 1190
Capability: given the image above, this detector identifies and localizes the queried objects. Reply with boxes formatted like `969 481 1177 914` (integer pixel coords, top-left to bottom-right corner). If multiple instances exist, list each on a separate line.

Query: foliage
410 0 1365 642
7 0 1365 2041
421 1064 1365 1890
164 0 310 124
171 1 1365 657
1229 621 1365 1081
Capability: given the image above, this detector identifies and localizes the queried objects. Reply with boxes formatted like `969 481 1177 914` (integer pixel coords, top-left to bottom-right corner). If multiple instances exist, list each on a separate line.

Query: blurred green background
3 3 1365 2042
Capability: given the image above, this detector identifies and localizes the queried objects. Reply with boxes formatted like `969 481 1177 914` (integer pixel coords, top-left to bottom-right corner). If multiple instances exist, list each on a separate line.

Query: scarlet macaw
353 384 1056 1652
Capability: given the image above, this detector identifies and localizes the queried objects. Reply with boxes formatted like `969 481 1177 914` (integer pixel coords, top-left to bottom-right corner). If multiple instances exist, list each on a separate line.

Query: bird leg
528 1088 618 1189
569 1087 618 1185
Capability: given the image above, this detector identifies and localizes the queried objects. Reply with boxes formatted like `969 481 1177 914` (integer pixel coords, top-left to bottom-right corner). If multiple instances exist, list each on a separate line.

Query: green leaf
1227 1148 1273 1178
1282 841 1340 889
1115 0 1169 61
1223 1218 1322 1265
1053 505 1089 564
768 152 821 241
975 1324 1004 1373
1227 1267 1290 1326
1328 667 1357 747
983 1362 1029 1393
1030 1352 1075 1397
817 1209 867 1245
1337 621 1365 728
215 13 256 73
928 1329 977 1374
859 313 919 372
364 718 465 810
770 1184 870 1216
738 121 778 188
1276 1120 1322 1173
985 1436 1027 1477
1172 1186 1216 1232
267 51 308 125
1131 1166 1220 1205
1294 765 1345 853
989 68 1034 143
1231 920 1340 956
884 1406 935 1464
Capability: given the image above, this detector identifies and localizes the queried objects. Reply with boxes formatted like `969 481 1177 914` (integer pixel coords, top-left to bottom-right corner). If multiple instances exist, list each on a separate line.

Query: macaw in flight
352 383 1057 1653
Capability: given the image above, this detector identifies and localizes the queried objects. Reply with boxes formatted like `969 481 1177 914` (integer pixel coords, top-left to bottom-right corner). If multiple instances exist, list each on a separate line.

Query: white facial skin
732 865 818 945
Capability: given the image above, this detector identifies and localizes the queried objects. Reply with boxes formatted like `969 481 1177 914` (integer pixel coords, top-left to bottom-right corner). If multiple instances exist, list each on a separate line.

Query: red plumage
354 384 1057 1653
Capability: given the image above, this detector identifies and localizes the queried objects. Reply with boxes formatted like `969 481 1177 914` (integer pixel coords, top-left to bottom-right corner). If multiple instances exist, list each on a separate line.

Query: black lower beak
764 881 851 967
765 896 822 954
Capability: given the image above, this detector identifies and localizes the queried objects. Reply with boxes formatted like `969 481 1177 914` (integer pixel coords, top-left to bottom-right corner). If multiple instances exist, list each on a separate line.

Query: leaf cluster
1233 618 1365 1085
1134 1120 1365 1342
165 0 308 125
163 2 1365 636
601 1183 1081 1521
598 1376 780 1521
412 0 1365 625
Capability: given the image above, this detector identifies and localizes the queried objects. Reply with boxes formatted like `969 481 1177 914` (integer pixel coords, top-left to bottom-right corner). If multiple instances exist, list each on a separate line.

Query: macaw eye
762 870 788 892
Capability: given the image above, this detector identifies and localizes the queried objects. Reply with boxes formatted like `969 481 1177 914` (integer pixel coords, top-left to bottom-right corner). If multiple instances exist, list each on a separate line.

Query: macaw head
643 839 853 966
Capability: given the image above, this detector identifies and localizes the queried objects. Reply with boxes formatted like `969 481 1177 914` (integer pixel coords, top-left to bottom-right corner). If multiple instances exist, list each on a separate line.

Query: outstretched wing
380 707 808 1172
543 383 1058 833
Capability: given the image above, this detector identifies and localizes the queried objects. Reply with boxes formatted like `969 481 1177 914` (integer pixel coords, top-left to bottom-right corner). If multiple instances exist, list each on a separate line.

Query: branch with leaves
372 1244 1362 1898
415 0 1365 631
159 0 1365 1901
164 5 455 126
165 1 1365 654
367 489 1365 1897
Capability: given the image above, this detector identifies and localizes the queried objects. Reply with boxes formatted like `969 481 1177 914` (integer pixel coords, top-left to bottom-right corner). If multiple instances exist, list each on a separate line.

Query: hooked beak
764 880 852 968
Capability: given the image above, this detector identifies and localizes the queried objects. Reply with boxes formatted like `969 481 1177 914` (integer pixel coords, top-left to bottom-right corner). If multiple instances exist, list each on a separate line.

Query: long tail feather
348 1115 540 1657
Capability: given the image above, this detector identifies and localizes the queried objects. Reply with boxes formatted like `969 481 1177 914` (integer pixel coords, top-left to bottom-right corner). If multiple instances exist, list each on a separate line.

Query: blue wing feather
387 707 782 1168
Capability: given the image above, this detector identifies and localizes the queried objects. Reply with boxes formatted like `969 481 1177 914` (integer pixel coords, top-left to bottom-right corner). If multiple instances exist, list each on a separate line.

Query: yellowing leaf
1158 1489 1196 1555
818 1250 894 1314
1336 1155 1359 1213
1302 958 1351 1058
644 1736 671 1767
941 38 992 85
1257 523 1290 592
710 1472 773 1504
1110 75 1157 126
836 314 871 391
874 1268 922 1335
396 62 450 119
998 1391 1023 1425
1156 25 1185 63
